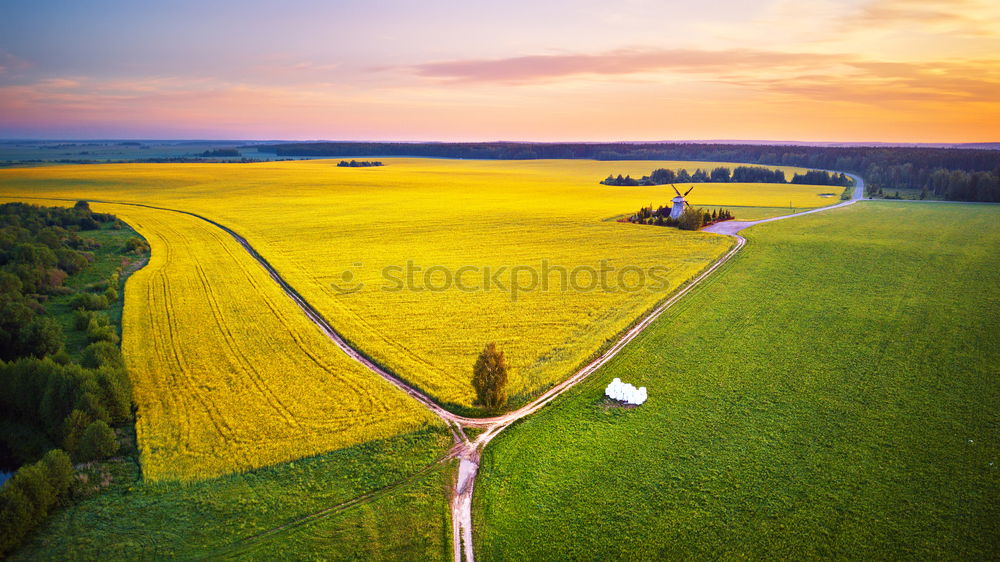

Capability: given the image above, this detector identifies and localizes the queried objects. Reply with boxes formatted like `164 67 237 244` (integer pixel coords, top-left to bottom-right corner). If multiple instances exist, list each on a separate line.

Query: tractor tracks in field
194 454 453 560
6 175 863 561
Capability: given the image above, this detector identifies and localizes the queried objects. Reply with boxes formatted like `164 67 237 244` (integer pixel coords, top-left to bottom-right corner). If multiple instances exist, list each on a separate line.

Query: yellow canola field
95 202 440 481
0 158 836 409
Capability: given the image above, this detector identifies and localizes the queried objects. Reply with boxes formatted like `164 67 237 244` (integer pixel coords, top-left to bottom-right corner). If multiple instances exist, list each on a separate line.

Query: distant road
704 173 864 235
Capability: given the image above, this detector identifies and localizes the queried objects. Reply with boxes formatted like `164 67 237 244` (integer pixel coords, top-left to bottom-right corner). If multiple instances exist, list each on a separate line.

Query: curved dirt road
704 174 865 235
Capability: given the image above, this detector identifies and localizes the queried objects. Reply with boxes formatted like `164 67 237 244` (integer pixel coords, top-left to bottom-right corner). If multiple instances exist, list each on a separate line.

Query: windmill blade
684 186 694 196
671 184 682 197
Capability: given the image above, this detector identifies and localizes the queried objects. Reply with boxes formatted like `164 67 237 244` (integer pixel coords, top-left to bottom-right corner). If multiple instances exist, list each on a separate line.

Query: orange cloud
849 0 972 25
719 58 1000 104
404 48 845 84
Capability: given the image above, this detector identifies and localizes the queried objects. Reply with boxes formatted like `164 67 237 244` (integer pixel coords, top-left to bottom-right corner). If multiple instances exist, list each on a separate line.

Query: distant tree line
336 160 384 167
865 167 1000 201
790 170 854 187
601 166 851 187
199 148 240 158
255 142 999 201
138 157 258 163
626 205 734 230
0 202 146 556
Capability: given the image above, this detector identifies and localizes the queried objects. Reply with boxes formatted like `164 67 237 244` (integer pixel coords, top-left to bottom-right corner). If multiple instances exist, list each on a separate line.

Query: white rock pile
604 377 647 405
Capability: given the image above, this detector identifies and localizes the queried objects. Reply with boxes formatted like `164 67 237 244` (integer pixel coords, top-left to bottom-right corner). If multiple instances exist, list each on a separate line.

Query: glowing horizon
2 0 999 143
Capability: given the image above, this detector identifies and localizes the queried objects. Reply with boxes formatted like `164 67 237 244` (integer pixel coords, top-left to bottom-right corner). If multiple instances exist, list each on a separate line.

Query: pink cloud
0 51 31 75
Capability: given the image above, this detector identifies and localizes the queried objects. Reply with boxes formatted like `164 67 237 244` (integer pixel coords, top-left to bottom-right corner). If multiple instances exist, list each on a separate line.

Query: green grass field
14 428 453 560
474 201 1000 560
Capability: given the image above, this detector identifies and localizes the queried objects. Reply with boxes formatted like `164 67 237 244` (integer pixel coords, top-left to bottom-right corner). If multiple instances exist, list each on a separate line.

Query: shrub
85 315 118 344
71 293 109 311
81 340 124 370
77 420 117 462
55 248 88 275
678 206 705 230
73 309 94 330
123 237 149 254
21 317 64 358
63 409 92 455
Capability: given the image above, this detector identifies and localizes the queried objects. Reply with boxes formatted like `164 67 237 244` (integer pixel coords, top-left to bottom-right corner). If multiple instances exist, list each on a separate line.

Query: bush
20 317 64 358
123 237 149 254
55 248 88 275
77 420 117 462
63 409 92 455
71 293 109 311
73 309 94 330
678 206 705 230
96 368 131 424
85 315 118 344
81 340 124 370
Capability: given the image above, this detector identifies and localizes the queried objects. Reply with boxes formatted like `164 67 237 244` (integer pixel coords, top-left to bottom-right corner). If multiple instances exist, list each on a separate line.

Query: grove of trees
601 166 851 187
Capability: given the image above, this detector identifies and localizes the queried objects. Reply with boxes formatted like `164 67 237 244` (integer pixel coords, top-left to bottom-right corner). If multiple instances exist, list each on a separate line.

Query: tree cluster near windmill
625 185 734 229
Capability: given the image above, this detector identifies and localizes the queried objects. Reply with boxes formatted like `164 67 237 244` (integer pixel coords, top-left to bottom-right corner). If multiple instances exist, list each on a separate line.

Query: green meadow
474 202 1000 560
13 429 452 560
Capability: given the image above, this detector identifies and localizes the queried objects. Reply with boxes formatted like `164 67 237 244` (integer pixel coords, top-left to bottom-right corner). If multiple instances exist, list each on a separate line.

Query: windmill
669 184 694 220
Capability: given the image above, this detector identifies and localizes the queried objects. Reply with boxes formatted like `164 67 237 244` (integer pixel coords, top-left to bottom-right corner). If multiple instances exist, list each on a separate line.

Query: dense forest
0 202 148 555
255 142 1000 201
601 166 851 187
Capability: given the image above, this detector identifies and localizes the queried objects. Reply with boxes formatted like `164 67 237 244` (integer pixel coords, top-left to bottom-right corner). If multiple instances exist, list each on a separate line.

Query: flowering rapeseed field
0 159 834 410
99 202 441 480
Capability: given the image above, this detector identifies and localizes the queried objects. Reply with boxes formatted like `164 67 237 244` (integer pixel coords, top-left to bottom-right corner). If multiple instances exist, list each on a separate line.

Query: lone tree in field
473 342 509 409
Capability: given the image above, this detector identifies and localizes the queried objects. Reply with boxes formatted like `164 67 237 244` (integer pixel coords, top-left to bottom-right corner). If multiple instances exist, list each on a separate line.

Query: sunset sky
1 0 998 142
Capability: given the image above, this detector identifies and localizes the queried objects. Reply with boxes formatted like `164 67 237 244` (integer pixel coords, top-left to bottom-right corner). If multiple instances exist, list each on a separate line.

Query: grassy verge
14 428 453 560
474 201 1000 559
